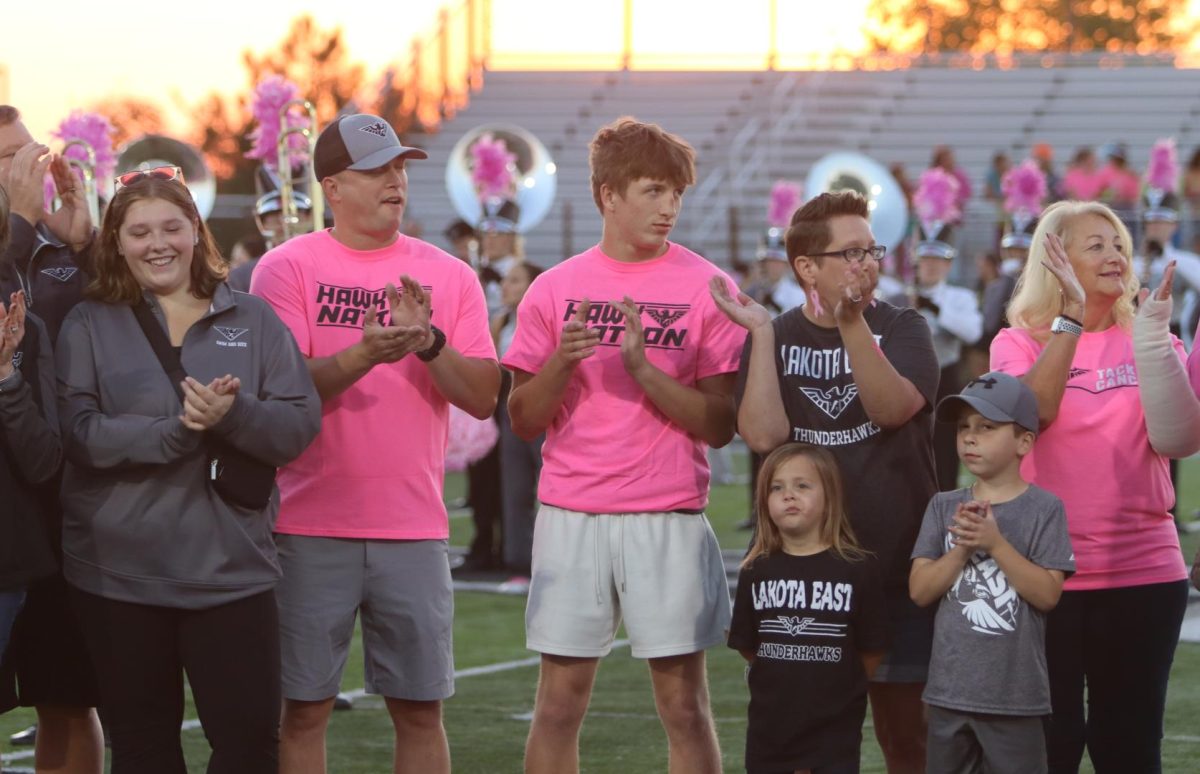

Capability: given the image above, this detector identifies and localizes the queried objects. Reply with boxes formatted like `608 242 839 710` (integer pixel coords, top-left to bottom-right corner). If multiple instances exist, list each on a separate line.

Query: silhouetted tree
865 0 1198 55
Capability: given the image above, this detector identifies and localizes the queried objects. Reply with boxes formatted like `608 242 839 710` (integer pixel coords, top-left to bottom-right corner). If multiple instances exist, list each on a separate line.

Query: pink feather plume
245 76 311 170
913 168 962 225
470 133 517 198
45 111 116 207
767 180 803 228
1146 138 1178 193
444 405 499 471
51 111 116 180
1001 160 1047 216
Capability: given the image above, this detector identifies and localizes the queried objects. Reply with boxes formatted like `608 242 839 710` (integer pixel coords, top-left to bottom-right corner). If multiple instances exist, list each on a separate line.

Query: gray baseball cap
313 114 428 180
936 371 1039 434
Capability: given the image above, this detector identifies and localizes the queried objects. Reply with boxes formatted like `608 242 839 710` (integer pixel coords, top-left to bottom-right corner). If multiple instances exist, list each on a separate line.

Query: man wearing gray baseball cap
251 114 500 774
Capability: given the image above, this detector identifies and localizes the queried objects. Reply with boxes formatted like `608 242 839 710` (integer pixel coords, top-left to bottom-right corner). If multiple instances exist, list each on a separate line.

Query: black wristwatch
416 325 446 362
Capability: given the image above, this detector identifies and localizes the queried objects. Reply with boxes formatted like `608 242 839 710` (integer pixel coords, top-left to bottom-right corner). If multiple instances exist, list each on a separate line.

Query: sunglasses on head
113 165 186 191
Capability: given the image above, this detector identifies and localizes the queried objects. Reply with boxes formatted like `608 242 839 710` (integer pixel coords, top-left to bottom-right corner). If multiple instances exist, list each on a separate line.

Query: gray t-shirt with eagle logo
912 484 1075 715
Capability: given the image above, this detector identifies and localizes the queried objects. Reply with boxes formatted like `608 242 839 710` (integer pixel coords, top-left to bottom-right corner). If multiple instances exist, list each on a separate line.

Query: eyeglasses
114 166 186 191
809 245 887 263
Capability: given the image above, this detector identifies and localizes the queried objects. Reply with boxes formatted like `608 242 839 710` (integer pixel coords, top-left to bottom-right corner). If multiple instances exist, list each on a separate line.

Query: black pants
71 587 281 774
1045 580 1188 774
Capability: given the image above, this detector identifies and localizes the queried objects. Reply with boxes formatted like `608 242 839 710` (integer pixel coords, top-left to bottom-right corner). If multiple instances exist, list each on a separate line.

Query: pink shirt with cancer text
251 230 496 539
991 325 1187 591
502 243 744 514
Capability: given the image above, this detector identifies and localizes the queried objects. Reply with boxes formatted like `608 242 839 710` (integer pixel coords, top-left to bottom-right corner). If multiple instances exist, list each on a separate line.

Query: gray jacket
56 284 321 608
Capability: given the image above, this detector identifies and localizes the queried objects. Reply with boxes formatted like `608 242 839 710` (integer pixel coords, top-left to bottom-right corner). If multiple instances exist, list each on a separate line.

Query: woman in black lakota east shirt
714 191 939 771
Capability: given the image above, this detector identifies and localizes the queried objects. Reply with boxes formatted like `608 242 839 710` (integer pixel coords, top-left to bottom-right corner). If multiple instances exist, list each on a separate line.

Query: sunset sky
4 0 1198 143
6 0 874 141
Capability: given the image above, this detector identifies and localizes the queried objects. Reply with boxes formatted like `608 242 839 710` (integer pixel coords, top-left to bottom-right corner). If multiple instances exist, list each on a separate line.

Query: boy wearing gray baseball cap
909 372 1075 773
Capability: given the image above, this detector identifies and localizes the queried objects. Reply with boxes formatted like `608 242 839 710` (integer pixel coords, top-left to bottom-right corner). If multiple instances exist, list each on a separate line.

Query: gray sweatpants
926 704 1048 774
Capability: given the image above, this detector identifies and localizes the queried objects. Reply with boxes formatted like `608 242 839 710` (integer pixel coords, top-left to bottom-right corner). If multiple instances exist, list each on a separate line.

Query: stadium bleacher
402 58 1200 270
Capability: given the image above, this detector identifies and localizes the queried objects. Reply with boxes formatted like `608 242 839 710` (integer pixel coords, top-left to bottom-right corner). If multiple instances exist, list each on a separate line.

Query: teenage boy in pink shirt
252 114 500 774
503 118 744 774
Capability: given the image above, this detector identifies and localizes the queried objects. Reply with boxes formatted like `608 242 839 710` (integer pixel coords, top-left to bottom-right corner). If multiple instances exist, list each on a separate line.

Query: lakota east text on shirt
314 283 434 329
779 335 882 380
562 298 689 350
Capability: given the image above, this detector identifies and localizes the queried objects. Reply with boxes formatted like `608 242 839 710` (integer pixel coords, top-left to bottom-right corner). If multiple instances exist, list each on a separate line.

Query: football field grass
3 453 1199 772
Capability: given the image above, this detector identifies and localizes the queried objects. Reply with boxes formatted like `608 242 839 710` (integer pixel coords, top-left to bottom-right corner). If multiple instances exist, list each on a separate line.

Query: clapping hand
950 500 1004 553
5 143 52 226
834 257 878 324
359 276 432 364
180 375 240 431
43 156 93 251
0 291 28 381
1042 233 1086 314
612 295 649 377
708 275 772 330
553 298 601 367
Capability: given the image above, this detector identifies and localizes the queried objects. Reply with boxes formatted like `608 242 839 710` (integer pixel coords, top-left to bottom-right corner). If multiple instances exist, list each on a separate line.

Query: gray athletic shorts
526 506 731 659
275 535 454 702
926 704 1048 774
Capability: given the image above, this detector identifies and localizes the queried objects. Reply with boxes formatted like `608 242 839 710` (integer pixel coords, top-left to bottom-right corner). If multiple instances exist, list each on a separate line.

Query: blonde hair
743 443 868 568
1007 200 1138 332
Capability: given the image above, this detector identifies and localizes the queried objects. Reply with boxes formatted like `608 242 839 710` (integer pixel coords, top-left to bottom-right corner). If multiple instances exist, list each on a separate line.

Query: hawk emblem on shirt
761 615 848 638
11 352 23 368
40 267 78 282
645 307 687 328
1068 367 1090 380
214 326 250 342
800 384 858 420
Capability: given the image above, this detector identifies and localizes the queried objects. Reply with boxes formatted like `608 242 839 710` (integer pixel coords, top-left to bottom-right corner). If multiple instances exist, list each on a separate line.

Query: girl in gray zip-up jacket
55 174 320 771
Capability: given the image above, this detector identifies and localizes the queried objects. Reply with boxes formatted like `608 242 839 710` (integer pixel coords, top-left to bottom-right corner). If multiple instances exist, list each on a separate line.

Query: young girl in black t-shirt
729 443 888 774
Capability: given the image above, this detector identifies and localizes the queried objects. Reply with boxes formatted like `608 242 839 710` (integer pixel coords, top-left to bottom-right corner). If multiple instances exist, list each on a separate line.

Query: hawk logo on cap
41 267 78 282
360 122 388 138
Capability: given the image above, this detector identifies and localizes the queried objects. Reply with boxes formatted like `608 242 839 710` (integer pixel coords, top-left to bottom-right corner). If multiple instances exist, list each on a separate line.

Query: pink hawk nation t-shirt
502 242 745 514
991 325 1187 591
251 230 496 539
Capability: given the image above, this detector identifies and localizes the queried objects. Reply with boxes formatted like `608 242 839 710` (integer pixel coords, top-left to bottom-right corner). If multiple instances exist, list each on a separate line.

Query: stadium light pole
622 0 633 70
767 0 778 70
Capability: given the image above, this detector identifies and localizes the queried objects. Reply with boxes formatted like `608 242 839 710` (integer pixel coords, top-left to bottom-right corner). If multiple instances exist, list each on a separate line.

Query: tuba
275 98 324 241
116 135 216 219
445 124 557 236
805 152 909 253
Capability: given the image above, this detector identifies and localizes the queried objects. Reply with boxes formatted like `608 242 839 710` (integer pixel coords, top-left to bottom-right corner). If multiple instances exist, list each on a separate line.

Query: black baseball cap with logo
313 114 429 180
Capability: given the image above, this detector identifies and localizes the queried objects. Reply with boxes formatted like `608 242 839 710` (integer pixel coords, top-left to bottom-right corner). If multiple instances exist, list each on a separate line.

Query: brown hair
588 117 695 214
0 106 19 127
785 190 869 262
87 178 226 304
743 443 868 568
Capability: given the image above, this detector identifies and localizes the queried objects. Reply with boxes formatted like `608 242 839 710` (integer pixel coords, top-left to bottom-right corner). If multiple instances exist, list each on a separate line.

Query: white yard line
2 641 630 764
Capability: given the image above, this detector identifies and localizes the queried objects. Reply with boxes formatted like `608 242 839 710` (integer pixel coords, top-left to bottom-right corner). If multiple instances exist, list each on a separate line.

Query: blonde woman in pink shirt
990 200 1190 774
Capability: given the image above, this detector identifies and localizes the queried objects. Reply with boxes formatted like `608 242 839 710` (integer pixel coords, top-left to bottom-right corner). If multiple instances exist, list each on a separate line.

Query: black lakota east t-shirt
729 551 888 772
736 302 939 589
